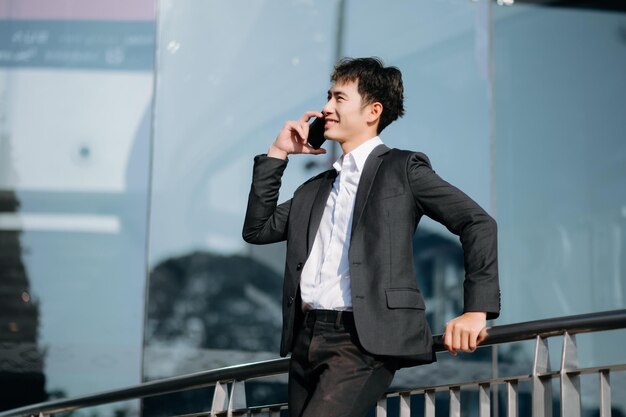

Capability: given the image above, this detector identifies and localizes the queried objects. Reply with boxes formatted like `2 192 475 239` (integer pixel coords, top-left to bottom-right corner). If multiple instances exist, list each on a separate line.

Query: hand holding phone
268 111 326 159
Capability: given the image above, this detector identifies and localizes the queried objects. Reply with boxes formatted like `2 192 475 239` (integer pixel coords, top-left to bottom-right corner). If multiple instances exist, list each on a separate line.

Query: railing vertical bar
211 381 229 416
479 383 490 417
399 393 411 417
560 333 581 417
506 380 518 417
425 390 436 417
228 380 247 417
532 336 552 417
449 387 461 417
599 370 611 417
376 397 387 417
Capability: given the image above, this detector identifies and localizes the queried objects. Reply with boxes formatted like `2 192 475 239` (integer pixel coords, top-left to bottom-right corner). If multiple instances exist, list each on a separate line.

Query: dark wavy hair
331 57 405 134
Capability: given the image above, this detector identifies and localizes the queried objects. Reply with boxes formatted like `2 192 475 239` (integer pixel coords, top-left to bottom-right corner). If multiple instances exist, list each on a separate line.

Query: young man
243 57 500 417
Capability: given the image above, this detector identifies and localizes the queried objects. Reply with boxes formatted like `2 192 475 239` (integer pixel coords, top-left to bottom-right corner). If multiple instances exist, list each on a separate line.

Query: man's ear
367 102 383 125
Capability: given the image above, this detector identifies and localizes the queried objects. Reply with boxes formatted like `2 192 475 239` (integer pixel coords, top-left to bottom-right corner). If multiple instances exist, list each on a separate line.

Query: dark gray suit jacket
243 144 500 366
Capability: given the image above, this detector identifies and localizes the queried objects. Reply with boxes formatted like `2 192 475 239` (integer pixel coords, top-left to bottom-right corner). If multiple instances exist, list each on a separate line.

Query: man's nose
322 99 333 116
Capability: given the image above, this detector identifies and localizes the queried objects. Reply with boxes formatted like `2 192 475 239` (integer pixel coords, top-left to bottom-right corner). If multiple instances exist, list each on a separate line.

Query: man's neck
339 133 379 155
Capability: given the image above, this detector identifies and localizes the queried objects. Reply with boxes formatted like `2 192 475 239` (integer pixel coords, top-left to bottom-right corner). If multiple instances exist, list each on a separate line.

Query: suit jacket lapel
351 144 390 236
307 169 338 254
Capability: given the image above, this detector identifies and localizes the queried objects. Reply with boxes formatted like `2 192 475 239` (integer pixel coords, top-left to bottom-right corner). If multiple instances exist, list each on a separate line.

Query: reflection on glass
144 2 339 412
0 0 155 413
145 252 282 372
0 166 46 409
340 1 495 403
146 1 493 415
146 0 338 376
494 3 626 415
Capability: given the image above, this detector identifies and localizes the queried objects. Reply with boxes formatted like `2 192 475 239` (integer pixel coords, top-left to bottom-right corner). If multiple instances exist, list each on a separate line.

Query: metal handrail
2 309 626 417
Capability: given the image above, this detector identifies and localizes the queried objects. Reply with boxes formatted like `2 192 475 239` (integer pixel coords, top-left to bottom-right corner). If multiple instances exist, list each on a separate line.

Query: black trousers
288 310 398 417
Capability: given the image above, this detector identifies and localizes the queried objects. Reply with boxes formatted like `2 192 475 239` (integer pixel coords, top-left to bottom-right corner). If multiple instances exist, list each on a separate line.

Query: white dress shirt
300 136 384 311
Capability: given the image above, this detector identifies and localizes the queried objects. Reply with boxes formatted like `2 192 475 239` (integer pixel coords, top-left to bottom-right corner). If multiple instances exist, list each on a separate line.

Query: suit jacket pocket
385 288 426 310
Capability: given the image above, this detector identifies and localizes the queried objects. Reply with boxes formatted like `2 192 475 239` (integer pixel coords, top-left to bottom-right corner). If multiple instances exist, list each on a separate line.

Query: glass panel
145 0 337 411
147 0 492 412
494 2 626 322
493 3 626 324
0 0 155 413
493 3 626 414
341 0 494 395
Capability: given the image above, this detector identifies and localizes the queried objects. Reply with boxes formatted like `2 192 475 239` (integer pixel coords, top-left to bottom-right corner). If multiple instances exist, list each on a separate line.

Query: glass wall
493 3 626 414
144 0 494 413
494 2 626 326
144 0 626 414
338 0 495 392
143 2 338 413
1 0 625 416
0 0 155 414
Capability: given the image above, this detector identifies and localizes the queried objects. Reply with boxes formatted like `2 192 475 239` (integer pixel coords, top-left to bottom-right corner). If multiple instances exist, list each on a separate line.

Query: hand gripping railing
2 309 626 417
379 309 626 417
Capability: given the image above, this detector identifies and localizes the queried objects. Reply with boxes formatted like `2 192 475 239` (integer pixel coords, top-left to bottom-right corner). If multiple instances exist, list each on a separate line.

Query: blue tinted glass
146 2 493 413
341 0 494 394
144 4 336 411
494 4 626 325
493 4 626 414
0 2 155 413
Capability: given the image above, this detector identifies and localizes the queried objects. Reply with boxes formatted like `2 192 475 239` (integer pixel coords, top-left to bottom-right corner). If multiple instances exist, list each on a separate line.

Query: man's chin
323 134 342 143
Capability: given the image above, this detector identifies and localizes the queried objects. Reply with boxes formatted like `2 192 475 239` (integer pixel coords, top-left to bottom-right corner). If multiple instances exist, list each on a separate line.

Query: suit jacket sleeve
407 152 500 320
242 154 292 245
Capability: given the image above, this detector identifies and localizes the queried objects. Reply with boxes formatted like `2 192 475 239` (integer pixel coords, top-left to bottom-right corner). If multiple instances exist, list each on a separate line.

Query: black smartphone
307 116 326 149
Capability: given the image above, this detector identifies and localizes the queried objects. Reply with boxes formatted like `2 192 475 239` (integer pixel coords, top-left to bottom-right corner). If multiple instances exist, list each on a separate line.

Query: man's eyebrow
327 89 347 97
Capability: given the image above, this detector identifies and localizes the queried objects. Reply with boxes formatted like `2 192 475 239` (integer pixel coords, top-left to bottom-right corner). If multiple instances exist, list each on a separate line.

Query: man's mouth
325 119 338 128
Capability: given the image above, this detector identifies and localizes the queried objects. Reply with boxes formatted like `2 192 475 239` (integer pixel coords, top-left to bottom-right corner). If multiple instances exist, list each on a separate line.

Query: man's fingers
460 329 470 352
300 145 327 155
444 323 456 356
299 110 324 123
452 324 461 354
300 121 309 143
285 121 307 142
445 313 488 356
476 327 489 345
468 330 480 351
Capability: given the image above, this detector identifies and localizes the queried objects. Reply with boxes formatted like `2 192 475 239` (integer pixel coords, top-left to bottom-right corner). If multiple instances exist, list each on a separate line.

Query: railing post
599 370 611 417
376 397 387 417
211 381 229 416
399 392 411 417
532 336 553 417
479 383 490 417
560 332 581 417
424 390 436 417
507 380 518 417
228 380 247 417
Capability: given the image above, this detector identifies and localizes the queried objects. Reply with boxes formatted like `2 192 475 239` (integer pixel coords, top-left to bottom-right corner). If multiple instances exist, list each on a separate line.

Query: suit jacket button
288 296 294 306
296 262 303 271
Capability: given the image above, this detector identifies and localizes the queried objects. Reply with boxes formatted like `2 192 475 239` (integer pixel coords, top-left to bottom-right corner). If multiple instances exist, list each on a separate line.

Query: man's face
322 80 374 144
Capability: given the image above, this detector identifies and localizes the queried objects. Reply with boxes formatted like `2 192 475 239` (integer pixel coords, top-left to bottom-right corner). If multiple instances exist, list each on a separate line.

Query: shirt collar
333 136 384 173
